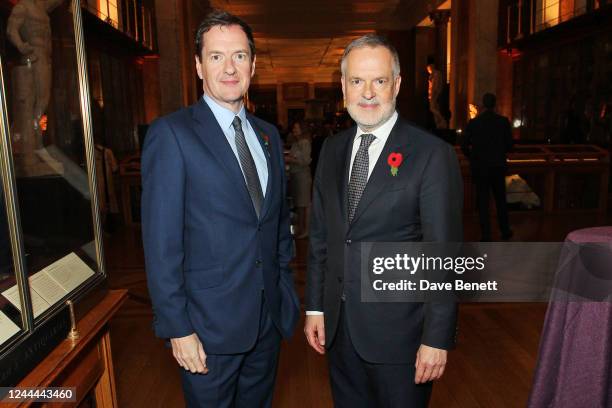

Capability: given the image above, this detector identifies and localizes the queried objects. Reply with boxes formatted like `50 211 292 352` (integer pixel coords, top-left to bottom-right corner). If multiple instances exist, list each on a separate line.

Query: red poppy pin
262 133 270 147
387 152 403 176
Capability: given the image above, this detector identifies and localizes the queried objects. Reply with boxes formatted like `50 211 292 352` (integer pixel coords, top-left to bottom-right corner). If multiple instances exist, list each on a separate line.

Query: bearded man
304 34 463 408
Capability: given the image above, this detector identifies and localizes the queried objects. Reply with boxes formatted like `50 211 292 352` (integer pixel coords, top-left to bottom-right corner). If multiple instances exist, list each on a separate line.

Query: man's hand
18 43 34 56
304 315 326 354
170 333 209 374
414 344 447 384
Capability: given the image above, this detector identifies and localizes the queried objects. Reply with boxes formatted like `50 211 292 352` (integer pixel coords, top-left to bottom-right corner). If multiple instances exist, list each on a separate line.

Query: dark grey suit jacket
306 116 463 364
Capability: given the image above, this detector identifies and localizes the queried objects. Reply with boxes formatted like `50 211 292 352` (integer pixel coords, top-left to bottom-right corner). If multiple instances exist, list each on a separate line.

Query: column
154 0 210 115
450 0 500 130
429 9 451 82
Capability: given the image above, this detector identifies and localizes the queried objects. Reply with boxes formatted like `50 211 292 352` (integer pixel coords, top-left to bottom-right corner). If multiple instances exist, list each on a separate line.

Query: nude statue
7 0 64 175
427 63 448 130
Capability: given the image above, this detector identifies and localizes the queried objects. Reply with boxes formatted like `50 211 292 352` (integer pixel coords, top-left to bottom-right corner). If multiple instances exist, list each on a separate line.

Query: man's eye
234 53 247 61
351 79 362 85
210 54 222 62
376 79 387 85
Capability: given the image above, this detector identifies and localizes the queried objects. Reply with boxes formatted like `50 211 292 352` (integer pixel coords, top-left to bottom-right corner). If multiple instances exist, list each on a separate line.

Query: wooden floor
105 211 610 407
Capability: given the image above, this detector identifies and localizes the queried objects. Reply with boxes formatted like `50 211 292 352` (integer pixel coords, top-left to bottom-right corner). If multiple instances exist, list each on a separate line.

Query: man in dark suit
141 10 299 407
304 35 463 407
462 93 514 241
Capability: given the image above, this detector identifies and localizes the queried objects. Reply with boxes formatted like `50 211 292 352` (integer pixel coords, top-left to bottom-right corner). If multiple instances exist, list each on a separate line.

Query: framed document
0 311 19 345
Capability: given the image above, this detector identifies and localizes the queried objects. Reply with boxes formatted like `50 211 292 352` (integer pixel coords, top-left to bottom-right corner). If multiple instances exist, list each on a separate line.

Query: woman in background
286 121 312 239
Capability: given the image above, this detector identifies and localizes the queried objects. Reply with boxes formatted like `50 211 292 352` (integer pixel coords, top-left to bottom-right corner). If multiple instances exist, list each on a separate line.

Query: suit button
341 293 346 301
255 260 262 267
345 239 352 246
337 277 343 283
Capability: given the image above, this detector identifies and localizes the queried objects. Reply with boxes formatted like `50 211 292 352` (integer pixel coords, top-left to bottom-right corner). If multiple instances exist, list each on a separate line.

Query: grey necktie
232 116 264 218
347 133 376 222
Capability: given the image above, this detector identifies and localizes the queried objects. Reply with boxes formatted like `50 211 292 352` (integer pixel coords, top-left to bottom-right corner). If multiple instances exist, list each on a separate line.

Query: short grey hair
340 34 401 78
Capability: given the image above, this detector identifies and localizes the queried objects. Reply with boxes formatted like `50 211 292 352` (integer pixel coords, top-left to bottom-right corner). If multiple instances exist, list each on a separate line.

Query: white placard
44 253 95 293
1 285 51 318
29 271 67 305
0 253 95 319
0 311 20 344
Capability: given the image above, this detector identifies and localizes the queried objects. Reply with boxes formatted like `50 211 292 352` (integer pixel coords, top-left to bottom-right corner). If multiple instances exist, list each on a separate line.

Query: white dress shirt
348 111 398 181
306 111 399 316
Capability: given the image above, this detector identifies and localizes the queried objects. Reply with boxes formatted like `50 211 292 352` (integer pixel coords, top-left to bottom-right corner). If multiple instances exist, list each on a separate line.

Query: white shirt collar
354 111 398 144
202 94 247 132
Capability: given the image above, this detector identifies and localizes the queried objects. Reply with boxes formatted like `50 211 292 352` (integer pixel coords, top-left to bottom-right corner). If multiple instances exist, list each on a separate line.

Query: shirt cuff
306 311 324 315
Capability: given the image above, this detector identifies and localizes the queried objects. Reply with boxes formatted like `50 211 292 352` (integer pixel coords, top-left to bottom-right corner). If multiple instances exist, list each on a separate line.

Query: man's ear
341 76 346 100
393 75 402 98
251 54 257 78
195 55 203 80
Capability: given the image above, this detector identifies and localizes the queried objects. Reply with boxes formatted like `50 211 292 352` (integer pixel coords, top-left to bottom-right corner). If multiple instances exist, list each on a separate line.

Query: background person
286 120 312 239
462 92 514 241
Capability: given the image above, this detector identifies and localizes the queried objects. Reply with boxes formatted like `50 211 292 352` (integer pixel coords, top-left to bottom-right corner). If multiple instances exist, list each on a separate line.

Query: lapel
191 99 256 218
247 113 274 220
335 126 357 227
348 118 413 231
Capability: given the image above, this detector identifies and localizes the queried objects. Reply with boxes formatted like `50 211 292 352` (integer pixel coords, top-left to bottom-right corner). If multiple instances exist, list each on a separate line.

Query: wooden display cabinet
0 0 115 389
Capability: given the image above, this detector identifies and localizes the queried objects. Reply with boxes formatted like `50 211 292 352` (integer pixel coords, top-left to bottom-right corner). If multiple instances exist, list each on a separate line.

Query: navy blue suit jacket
141 99 300 354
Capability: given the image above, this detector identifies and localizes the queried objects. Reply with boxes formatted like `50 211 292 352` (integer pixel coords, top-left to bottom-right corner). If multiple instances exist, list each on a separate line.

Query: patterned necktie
347 133 376 222
232 116 264 218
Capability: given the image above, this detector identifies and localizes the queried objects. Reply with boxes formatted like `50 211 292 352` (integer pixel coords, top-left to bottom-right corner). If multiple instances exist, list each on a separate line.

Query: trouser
180 298 281 408
474 166 511 240
327 304 432 408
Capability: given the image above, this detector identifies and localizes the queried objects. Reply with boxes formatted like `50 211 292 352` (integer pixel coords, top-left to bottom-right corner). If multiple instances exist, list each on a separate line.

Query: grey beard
349 100 396 132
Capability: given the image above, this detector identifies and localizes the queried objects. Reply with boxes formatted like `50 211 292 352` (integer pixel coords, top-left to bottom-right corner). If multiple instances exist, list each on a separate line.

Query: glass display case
0 0 106 386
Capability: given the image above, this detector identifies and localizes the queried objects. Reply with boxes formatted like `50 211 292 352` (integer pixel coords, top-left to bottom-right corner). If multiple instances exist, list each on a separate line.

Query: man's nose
224 59 236 75
363 82 375 99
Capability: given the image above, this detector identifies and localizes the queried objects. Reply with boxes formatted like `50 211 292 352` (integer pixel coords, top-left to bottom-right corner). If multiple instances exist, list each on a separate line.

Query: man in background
462 92 514 241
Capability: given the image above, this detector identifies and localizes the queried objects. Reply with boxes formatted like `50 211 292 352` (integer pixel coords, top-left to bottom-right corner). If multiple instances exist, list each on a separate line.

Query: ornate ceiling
209 0 445 84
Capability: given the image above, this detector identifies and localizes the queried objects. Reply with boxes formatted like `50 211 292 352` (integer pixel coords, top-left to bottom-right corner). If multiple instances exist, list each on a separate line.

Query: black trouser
327 305 432 408
473 166 511 240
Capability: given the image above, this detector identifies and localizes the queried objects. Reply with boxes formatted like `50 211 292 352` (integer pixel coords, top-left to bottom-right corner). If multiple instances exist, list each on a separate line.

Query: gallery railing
505 0 610 43
81 0 156 50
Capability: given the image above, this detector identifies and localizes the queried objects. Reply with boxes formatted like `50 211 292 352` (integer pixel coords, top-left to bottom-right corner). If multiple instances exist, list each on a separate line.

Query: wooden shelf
7 290 128 407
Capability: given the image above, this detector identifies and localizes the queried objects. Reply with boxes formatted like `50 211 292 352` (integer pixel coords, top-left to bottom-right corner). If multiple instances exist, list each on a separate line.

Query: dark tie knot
232 116 242 131
360 133 376 149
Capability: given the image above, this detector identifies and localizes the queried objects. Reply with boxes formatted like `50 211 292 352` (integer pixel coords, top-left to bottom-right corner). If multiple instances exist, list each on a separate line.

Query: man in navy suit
304 35 462 407
141 10 299 407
